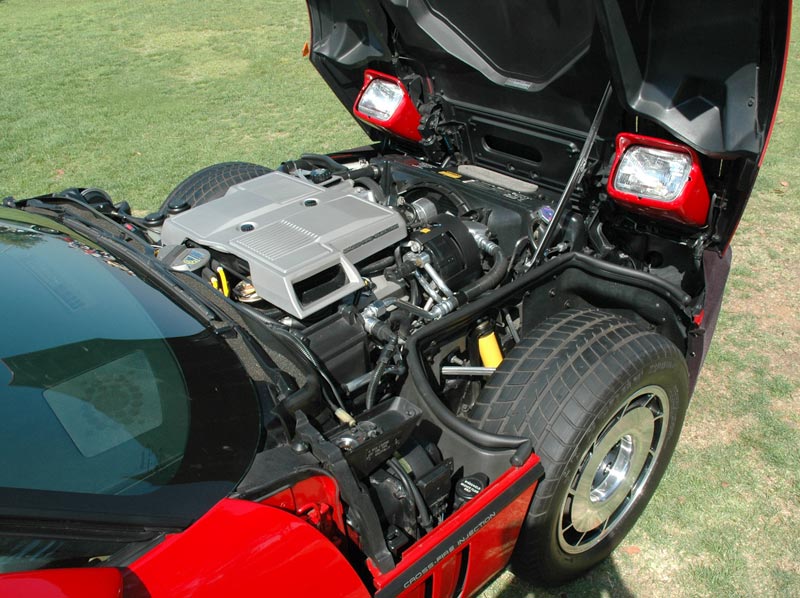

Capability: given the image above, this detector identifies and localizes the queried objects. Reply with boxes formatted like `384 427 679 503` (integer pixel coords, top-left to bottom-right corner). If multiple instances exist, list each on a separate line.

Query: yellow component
478 331 503 368
210 276 219 290
216 266 230 297
420 227 431 234
438 170 462 179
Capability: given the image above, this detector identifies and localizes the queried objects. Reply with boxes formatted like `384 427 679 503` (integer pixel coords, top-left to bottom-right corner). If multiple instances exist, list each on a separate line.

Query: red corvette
0 1 790 596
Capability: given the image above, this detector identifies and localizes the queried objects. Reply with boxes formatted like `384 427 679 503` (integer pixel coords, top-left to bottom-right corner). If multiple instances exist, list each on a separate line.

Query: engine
160 172 408 319
147 151 698 558
151 156 541 549
159 168 503 323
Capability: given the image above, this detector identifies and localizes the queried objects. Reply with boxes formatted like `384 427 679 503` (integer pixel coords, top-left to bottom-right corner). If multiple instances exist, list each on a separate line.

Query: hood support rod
532 82 614 267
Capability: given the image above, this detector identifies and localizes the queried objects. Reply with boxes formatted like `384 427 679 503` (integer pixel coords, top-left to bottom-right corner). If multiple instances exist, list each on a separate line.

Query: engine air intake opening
293 265 347 306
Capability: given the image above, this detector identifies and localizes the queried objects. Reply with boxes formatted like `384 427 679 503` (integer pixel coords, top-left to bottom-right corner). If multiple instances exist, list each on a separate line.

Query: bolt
291 440 310 454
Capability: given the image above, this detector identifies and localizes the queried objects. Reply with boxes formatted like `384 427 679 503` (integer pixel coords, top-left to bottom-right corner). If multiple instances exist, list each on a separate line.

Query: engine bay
135 148 708 568
1 0 787 587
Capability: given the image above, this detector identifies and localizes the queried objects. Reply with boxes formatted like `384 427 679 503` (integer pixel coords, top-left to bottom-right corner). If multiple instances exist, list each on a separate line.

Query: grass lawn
2 2 798 597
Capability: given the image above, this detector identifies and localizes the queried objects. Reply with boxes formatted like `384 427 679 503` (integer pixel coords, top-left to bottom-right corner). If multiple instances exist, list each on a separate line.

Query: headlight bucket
354 70 422 142
607 133 710 227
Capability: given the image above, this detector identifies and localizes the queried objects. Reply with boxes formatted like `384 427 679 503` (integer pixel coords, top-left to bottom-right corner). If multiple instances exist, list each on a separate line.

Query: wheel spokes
558 385 671 554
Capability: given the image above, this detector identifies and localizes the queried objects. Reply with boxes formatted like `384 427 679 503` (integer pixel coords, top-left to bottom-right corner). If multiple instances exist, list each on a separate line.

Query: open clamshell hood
307 0 790 161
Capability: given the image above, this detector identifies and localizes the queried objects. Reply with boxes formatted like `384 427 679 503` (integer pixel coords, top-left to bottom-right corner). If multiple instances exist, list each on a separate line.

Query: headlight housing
607 134 710 227
353 70 422 142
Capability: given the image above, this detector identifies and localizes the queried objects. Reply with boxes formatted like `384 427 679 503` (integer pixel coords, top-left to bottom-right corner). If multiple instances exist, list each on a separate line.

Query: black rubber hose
369 319 399 344
364 361 387 412
462 244 508 301
404 250 692 458
348 165 380 180
266 326 343 412
300 153 348 175
359 254 395 276
388 458 433 531
408 277 420 307
281 373 321 415
365 338 397 410
353 176 386 203
407 349 532 451
236 310 323 417
299 154 380 181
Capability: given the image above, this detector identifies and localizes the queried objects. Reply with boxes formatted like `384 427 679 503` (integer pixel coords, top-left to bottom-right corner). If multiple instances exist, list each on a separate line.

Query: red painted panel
128 499 369 598
353 70 423 142
259 473 347 539
0 568 122 598
607 133 711 227
372 454 541 598
431 550 461 598
759 1 793 167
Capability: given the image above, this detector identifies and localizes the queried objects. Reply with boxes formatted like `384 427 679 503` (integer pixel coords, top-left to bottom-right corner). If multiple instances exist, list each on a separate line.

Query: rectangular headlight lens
613 146 692 202
356 79 405 121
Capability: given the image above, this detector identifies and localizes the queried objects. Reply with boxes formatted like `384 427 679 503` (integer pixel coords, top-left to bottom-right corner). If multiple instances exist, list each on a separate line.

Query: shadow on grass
491 557 638 598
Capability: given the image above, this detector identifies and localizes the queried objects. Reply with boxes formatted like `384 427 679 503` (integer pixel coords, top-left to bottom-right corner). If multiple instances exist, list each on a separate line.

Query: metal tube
414 270 445 304
441 366 497 376
423 262 455 298
531 82 614 267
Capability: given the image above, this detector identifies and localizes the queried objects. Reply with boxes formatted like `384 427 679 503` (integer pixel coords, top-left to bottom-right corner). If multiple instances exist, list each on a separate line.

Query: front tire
468 309 689 584
161 161 271 213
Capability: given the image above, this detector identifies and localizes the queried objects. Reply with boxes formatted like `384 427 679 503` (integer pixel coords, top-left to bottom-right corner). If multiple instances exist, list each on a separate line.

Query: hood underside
307 0 790 161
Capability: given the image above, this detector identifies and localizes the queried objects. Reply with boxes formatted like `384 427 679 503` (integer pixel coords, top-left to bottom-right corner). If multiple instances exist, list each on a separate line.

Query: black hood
307 0 790 161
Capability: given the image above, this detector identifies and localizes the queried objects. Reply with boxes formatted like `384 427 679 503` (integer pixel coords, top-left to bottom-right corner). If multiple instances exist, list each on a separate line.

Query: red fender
128 499 369 598
0 568 122 598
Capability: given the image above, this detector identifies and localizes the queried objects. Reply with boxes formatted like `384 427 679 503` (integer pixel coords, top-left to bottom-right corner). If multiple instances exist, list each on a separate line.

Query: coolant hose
300 154 379 181
463 243 508 301
359 254 395 276
352 176 386 202
300 153 348 175
428 241 508 320
365 338 397 410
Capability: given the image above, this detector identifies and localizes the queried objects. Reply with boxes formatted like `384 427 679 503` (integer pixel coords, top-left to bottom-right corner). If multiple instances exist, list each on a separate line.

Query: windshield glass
0 208 261 527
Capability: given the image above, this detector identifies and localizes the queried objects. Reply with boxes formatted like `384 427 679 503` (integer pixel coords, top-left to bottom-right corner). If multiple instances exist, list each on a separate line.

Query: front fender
128 498 369 598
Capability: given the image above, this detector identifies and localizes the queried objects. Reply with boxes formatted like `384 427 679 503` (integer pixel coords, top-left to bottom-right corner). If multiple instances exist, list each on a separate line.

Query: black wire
365 338 396 410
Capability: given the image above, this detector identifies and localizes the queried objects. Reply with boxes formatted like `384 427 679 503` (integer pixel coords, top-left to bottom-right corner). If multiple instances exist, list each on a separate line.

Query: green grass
2 2 799 597
0 0 368 208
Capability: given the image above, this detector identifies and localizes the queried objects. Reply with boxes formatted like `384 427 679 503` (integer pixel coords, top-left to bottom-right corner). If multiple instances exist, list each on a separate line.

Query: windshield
0 208 261 527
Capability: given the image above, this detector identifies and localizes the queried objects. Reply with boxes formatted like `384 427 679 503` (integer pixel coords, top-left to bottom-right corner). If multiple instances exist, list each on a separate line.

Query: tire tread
163 162 270 210
466 309 688 582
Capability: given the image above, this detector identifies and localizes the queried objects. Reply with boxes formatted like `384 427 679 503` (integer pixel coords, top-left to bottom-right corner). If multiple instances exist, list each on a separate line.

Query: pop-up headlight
608 133 710 227
354 70 422 142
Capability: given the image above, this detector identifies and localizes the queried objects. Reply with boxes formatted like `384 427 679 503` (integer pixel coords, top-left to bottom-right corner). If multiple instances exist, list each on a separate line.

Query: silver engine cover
161 171 406 318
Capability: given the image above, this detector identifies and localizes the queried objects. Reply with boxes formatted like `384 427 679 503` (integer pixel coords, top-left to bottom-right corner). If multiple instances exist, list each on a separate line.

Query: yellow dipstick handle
210 276 219 290
216 266 230 297
478 331 503 368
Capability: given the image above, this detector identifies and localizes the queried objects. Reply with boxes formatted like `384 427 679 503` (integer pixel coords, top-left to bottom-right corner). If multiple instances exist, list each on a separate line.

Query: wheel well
521 267 689 353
